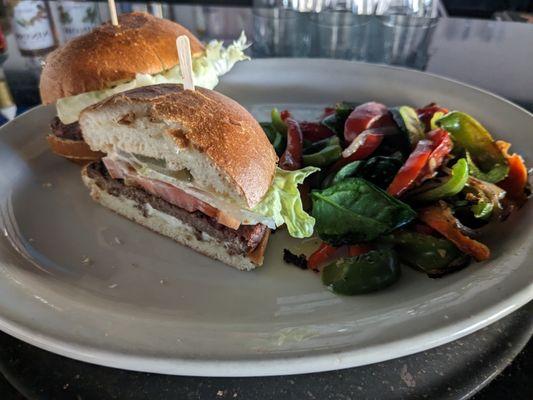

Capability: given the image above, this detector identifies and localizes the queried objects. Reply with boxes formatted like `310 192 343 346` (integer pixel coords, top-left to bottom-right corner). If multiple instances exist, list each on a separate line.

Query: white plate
0 59 531 377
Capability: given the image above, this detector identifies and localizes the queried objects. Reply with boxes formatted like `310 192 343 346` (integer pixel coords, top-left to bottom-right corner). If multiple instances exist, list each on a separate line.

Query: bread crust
40 12 204 104
81 84 278 208
46 134 104 164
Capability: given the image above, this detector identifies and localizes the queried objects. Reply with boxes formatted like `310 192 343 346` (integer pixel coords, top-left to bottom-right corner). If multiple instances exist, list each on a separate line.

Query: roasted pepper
437 111 509 183
321 247 400 295
389 231 470 277
414 158 469 201
271 108 287 135
302 136 342 167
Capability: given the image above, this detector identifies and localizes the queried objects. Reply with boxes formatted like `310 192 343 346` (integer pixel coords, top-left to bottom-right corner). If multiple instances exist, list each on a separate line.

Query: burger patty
86 161 268 255
50 117 83 141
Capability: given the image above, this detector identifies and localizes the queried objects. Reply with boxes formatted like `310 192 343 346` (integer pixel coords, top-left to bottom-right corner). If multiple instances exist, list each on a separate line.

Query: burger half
80 84 317 270
40 12 248 164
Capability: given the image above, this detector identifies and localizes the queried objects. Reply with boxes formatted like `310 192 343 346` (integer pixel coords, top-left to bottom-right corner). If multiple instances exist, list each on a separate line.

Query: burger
39 12 248 164
79 84 317 270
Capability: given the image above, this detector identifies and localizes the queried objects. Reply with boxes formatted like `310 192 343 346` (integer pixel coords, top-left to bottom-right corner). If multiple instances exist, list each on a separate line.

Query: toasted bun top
39 12 204 105
80 84 278 207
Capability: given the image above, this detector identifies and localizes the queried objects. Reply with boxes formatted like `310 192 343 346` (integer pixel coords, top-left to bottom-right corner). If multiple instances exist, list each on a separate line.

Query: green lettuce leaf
253 167 319 238
56 33 249 124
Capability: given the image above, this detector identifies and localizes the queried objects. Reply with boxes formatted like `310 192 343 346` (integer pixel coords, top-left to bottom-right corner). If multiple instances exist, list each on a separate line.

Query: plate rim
0 58 531 377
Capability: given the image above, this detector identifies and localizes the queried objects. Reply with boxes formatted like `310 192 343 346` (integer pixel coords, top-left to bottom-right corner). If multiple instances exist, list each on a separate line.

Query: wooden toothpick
151 3 163 18
176 35 195 91
108 0 119 26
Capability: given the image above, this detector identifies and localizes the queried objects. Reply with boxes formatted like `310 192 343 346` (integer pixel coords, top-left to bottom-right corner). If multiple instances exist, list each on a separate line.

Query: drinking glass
375 0 438 17
252 0 313 57
373 0 438 68
310 0 374 60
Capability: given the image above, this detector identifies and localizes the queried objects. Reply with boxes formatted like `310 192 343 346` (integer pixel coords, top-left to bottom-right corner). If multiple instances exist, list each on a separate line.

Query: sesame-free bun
46 134 104 165
39 12 204 104
79 84 278 208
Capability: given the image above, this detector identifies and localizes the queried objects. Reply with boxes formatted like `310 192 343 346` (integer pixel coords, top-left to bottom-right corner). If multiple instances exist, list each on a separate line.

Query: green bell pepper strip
437 111 508 183
413 158 469 201
302 144 342 167
260 122 285 156
429 111 445 131
321 247 401 295
271 131 285 156
303 135 340 154
464 151 508 184
471 200 493 219
271 108 287 135
387 231 470 277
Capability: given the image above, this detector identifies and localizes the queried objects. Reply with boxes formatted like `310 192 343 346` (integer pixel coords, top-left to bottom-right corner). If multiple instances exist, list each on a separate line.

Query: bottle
12 0 59 57
0 27 8 65
57 1 100 42
0 68 16 121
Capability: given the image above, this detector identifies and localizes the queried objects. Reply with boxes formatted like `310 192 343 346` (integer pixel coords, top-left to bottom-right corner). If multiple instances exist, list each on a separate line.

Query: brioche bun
40 12 204 104
79 84 277 208
46 134 104 165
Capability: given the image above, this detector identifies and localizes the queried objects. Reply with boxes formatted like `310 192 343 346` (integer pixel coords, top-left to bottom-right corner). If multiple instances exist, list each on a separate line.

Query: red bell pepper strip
418 128 454 182
308 243 337 271
387 140 433 197
413 223 436 236
387 128 452 197
418 202 490 261
280 110 292 121
496 140 528 201
347 244 373 257
417 103 449 130
299 121 335 142
325 131 384 177
279 118 303 171
344 102 392 143
322 107 335 118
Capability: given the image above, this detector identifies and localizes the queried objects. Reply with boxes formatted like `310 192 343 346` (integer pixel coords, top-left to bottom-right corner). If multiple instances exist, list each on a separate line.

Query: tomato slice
387 128 452 197
308 243 338 271
344 102 393 143
103 157 241 229
279 118 303 171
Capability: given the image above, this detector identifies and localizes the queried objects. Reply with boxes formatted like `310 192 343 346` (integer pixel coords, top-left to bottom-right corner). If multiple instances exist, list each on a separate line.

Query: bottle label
58 2 100 41
13 1 55 51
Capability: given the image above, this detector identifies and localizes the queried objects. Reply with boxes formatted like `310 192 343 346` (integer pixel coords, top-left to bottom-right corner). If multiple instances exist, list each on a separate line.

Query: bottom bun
47 134 104 165
82 169 265 271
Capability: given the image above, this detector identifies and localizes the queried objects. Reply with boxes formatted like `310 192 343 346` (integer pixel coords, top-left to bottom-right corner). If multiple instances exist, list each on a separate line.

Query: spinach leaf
322 247 400 295
311 178 416 245
331 161 364 186
324 155 403 189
